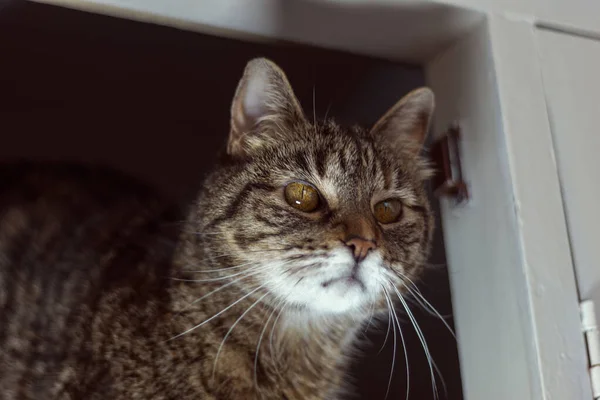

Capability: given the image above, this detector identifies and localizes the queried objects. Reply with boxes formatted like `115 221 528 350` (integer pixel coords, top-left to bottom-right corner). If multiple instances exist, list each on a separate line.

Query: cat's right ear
228 58 305 158
369 87 435 155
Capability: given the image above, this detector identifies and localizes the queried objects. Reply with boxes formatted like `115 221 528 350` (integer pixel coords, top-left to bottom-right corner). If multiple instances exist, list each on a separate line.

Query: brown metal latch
431 124 469 204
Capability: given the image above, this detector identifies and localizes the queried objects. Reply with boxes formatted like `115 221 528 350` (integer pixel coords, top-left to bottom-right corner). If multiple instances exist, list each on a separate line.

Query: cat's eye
373 199 403 224
284 182 320 212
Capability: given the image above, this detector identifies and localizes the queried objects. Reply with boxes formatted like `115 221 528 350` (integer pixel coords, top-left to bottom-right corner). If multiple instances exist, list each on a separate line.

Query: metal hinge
431 123 469 205
581 300 600 399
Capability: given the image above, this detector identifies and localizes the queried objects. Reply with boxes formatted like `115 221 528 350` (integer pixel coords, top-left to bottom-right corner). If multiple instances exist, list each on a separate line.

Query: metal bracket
431 124 469 205
581 300 600 399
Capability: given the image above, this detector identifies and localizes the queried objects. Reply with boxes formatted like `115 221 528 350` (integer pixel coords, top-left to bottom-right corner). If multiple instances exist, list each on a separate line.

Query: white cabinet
428 17 594 400
538 30 600 315
537 29 600 399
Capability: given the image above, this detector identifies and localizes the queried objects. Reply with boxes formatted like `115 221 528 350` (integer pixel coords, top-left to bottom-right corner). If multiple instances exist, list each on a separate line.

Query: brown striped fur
0 58 435 399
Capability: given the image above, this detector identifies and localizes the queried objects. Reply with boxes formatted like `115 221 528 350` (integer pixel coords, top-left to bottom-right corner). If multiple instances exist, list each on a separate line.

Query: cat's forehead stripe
313 147 327 178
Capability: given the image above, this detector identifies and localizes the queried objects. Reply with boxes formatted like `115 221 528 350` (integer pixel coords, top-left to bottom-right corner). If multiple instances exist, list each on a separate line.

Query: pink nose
345 237 376 261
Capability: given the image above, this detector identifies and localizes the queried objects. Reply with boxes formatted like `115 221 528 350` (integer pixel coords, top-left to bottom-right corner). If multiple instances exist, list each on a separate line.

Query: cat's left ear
228 58 306 157
369 88 435 154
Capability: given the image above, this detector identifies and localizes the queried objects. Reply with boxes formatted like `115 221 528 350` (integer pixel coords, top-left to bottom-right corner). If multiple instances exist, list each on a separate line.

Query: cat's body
0 163 351 399
0 59 435 399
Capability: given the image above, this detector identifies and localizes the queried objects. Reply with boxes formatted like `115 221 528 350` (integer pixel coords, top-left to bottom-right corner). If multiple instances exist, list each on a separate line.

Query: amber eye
284 182 320 212
373 199 403 224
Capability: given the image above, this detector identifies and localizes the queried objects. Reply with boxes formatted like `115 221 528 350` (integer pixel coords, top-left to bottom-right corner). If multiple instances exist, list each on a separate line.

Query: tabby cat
0 58 435 399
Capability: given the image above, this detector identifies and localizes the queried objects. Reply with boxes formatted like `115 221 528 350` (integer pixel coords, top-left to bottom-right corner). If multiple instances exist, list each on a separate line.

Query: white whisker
169 284 266 341
177 266 273 314
254 296 287 388
185 263 259 274
392 285 441 400
312 84 317 129
182 248 293 272
363 297 376 334
212 291 269 379
323 100 332 122
399 278 456 340
378 301 392 355
381 287 398 400
171 262 270 283
177 259 296 316
269 300 289 369
382 284 410 400
183 257 260 273
397 274 452 318
382 270 454 334
254 307 278 388
189 229 281 237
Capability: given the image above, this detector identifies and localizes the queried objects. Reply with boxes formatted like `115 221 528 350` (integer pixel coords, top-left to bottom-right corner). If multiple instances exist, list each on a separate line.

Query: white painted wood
538 29 600 342
486 17 593 400
534 0 600 39
31 0 483 63
427 16 593 400
437 0 600 38
427 21 540 400
30 0 600 57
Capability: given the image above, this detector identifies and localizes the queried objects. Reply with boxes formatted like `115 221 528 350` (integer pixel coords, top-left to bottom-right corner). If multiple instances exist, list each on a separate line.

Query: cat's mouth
321 274 366 291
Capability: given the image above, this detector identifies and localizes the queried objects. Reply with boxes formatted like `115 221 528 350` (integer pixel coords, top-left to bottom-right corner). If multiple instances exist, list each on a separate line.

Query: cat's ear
228 58 305 157
369 88 435 154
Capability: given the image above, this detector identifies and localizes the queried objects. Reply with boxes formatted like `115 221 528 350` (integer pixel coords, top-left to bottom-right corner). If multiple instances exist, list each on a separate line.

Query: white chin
262 249 384 315
311 280 370 314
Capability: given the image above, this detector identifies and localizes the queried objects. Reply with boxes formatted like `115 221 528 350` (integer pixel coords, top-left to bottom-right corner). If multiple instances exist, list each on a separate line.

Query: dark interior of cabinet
0 2 463 399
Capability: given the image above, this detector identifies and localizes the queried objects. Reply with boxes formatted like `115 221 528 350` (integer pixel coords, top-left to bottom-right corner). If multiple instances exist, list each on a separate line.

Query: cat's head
195 58 434 318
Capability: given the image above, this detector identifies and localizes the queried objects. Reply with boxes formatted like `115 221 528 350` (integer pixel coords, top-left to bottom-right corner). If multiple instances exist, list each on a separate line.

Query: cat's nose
345 237 377 262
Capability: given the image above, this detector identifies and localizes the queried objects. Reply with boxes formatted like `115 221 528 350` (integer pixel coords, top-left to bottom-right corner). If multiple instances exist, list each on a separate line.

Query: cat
0 58 435 399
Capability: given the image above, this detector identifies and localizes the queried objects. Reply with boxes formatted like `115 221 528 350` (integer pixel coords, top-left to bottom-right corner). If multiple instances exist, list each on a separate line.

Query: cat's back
0 162 180 398
0 162 174 282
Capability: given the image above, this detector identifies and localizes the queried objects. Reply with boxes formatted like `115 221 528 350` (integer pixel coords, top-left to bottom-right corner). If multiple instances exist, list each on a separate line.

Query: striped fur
0 59 435 399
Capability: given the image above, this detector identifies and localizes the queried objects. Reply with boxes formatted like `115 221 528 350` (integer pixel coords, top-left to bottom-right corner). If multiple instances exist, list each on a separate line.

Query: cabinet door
538 30 600 319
